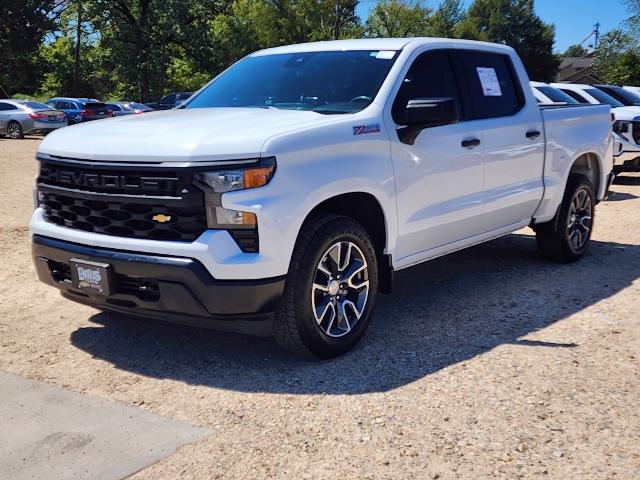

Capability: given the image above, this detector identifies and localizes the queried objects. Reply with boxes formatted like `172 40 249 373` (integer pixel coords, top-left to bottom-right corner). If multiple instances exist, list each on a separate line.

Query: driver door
389 50 486 265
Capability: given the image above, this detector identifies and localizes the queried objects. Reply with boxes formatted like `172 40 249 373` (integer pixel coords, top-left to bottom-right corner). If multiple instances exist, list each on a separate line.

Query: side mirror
398 97 459 145
403 97 458 127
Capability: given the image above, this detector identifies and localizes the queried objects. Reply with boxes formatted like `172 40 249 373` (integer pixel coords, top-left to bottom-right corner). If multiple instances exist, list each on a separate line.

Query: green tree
87 0 224 101
210 0 361 71
624 0 640 37
0 0 63 95
454 0 559 81
38 36 76 98
365 0 432 38
562 44 587 58
428 0 464 38
593 29 638 84
606 50 640 85
264 0 361 42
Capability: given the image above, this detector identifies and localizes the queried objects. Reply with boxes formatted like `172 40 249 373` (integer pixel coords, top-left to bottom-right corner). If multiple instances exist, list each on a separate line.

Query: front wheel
273 214 378 358
535 174 595 262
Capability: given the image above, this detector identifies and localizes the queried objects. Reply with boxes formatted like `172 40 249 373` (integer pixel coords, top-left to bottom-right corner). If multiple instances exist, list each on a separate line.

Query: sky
356 0 630 52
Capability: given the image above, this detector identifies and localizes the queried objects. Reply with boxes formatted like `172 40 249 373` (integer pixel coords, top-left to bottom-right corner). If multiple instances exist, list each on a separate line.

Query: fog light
213 207 257 226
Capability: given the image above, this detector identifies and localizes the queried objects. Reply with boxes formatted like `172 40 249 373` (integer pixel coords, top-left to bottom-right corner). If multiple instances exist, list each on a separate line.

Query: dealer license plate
70 259 112 296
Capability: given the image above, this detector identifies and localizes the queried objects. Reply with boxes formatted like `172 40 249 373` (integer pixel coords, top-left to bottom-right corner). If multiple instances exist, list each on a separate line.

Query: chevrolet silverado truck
31 38 613 358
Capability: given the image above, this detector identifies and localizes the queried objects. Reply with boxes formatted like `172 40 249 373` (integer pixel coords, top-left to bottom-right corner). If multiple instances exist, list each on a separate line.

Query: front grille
37 157 262 251
40 191 206 241
38 158 207 242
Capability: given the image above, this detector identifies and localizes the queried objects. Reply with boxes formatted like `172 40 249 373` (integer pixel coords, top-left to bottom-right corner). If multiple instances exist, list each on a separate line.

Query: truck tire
273 214 378 358
535 174 594 263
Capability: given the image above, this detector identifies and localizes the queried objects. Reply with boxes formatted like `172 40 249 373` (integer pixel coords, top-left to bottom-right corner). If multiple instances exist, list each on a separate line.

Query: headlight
195 157 276 193
195 157 276 230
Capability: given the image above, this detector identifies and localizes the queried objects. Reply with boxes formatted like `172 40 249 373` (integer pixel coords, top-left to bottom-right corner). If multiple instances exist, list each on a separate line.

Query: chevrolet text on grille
40 166 178 191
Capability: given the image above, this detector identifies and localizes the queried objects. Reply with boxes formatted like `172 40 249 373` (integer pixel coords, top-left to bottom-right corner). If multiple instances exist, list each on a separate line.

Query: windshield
185 50 399 114
536 86 578 104
598 86 640 106
584 88 625 108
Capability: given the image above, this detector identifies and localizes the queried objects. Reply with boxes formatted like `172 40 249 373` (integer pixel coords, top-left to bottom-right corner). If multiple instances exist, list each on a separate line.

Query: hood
612 106 640 121
39 108 336 162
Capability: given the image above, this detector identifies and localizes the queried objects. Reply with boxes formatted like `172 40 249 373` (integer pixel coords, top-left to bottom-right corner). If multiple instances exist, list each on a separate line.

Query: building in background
557 54 602 84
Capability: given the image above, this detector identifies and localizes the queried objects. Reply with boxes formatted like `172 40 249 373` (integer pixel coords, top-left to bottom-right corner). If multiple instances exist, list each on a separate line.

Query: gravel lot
1 137 639 479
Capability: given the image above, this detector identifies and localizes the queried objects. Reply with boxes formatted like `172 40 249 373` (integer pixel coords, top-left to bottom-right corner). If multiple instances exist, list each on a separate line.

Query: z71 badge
353 124 381 136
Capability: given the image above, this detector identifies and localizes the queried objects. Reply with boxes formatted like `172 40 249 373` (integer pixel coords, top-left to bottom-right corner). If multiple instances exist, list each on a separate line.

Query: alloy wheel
567 188 592 251
311 241 370 338
8 123 21 139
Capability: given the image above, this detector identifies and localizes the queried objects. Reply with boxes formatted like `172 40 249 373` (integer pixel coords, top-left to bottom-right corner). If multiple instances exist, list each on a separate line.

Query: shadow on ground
70 234 640 394
606 190 639 202
613 174 640 186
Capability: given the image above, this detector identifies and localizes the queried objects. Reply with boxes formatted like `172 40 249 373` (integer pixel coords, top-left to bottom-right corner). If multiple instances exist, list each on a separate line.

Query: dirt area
1 137 638 479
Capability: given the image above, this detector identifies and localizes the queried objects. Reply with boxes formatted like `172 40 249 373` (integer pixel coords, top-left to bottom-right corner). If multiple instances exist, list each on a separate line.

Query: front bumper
613 132 640 170
32 235 284 335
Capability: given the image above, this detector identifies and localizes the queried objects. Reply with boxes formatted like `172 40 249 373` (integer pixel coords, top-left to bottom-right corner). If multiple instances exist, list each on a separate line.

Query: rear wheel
273 214 378 358
7 121 23 139
535 174 594 262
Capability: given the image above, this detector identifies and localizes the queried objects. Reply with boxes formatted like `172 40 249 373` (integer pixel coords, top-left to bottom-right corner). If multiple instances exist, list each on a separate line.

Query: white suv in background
552 83 640 172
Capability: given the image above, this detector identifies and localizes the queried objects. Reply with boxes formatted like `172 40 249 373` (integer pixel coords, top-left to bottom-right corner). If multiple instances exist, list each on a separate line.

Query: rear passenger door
453 50 545 230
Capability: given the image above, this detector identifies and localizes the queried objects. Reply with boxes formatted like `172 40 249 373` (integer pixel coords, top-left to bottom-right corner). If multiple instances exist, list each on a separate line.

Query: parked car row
0 100 67 139
531 81 640 173
1 92 194 139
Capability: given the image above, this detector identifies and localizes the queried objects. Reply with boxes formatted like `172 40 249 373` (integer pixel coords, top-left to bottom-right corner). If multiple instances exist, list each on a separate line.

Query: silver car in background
0 100 67 139
105 101 154 116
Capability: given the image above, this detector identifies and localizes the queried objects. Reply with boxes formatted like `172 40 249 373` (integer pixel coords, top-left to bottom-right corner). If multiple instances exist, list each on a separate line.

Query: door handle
461 138 481 149
526 129 541 139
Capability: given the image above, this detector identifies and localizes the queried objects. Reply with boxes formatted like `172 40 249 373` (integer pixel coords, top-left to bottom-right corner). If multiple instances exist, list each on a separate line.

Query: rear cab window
453 50 525 120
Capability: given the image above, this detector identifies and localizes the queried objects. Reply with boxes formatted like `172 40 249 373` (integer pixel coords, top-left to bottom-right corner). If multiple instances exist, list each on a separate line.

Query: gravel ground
1 137 639 479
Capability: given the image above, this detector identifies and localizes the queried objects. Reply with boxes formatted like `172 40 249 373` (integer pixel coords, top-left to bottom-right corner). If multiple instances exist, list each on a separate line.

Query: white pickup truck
31 38 613 358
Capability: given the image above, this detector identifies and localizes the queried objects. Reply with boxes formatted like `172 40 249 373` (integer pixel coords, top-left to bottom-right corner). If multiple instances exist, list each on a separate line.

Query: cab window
453 51 524 119
392 51 463 124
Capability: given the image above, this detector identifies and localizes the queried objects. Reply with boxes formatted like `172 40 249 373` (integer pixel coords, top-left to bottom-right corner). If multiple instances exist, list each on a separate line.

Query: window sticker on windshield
375 51 396 60
476 67 502 96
